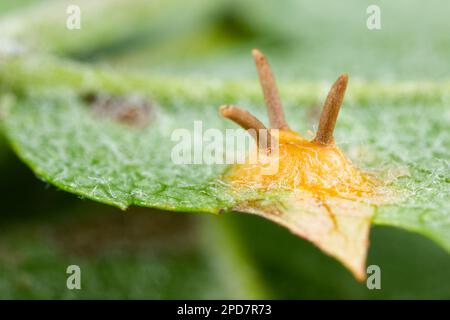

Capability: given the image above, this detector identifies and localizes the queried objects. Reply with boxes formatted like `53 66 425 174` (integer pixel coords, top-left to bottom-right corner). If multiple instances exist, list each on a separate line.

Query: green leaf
0 0 220 59
1 57 449 277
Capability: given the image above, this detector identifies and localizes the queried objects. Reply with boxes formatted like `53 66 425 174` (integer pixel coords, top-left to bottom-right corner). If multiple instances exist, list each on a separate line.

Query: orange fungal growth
219 49 379 201
224 130 378 199
218 50 397 280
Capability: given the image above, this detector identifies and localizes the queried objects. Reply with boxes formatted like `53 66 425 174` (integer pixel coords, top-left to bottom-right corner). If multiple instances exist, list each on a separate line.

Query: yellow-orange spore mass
224 130 378 200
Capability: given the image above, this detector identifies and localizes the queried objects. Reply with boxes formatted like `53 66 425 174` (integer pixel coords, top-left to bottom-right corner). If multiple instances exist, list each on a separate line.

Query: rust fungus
218 49 376 200
218 49 390 280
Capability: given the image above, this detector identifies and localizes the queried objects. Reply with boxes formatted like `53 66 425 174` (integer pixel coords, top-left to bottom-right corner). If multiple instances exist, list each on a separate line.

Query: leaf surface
1 58 449 277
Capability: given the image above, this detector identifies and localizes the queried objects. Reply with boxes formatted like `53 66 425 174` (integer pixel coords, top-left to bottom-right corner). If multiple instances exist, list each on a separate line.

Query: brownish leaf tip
313 73 348 145
252 49 289 130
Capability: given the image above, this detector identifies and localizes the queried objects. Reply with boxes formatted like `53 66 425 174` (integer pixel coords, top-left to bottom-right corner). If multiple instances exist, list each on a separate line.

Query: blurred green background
0 0 449 299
